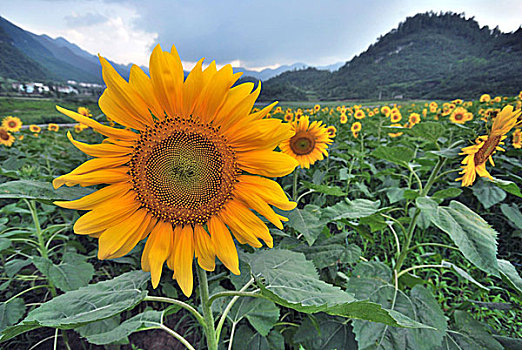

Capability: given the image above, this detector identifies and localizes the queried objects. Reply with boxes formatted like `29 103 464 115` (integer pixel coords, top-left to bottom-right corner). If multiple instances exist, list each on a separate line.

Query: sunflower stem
292 169 299 202
197 266 218 350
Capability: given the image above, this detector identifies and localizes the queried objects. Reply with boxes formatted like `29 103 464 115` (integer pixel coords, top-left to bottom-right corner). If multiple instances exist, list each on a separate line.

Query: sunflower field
0 49 521 350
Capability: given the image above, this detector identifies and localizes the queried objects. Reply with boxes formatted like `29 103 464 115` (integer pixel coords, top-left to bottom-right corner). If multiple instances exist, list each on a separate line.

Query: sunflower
78 107 92 117
449 107 468 124
340 113 348 124
29 125 41 133
354 109 365 120
493 96 502 103
2 116 22 132
313 104 320 113
74 123 89 133
388 123 404 138
326 126 337 138
280 116 333 169
513 129 521 149
456 105 521 186
351 121 361 133
0 127 15 146
518 91 522 100
408 113 420 126
284 113 293 122
479 94 491 103
48 123 60 132
390 111 402 123
53 44 298 296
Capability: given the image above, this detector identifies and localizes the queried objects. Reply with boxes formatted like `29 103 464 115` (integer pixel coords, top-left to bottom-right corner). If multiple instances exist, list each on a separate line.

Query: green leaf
0 180 92 202
286 205 325 246
386 188 406 204
472 180 506 209
0 271 150 341
0 238 11 252
79 311 162 345
371 146 414 166
428 147 460 159
302 181 347 196
440 261 489 291
5 259 32 278
232 325 283 350
432 188 462 202
403 121 446 143
417 199 499 277
497 259 522 296
243 249 430 329
500 203 522 229
322 199 381 221
486 177 522 198
32 253 94 292
0 298 25 332
285 233 361 269
439 311 503 350
403 189 420 200
228 297 280 337
293 314 357 350
349 265 447 350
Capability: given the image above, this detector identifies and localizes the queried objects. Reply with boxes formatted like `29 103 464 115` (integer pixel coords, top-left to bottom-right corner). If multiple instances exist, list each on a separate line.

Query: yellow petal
54 182 132 210
193 225 215 272
173 225 194 297
129 64 164 120
67 132 132 158
220 200 273 248
73 191 140 234
53 167 130 189
98 208 152 259
234 183 284 229
238 175 296 211
237 150 298 177
150 44 184 118
141 220 173 288
208 216 240 275
227 118 294 151
56 106 137 141
212 83 256 131
182 58 205 117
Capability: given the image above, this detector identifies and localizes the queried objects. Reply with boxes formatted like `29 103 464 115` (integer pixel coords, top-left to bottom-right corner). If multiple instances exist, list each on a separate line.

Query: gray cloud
64 12 108 27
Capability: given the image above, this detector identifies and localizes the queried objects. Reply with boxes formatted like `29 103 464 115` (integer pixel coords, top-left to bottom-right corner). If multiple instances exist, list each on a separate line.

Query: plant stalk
197 266 218 350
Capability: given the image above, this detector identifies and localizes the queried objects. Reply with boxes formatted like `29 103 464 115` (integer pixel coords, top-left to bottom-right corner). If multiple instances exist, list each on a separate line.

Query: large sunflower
2 116 22 132
0 127 15 147
279 116 333 169
53 44 298 296
456 105 521 186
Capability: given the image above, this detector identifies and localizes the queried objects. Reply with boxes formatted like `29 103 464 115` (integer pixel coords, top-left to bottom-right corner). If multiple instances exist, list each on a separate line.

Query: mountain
0 16 139 83
259 12 522 101
234 61 343 81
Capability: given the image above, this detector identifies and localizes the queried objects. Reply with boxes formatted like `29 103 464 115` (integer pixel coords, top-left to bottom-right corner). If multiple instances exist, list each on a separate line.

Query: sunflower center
8 121 16 128
474 135 502 165
290 132 316 155
130 116 239 225
0 129 9 140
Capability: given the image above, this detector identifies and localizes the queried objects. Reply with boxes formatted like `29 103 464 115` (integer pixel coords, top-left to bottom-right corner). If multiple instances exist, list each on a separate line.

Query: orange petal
238 175 296 211
53 167 130 189
234 183 284 229
54 182 132 210
141 220 173 288
193 225 215 272
67 132 132 158
208 216 239 275
172 225 194 297
237 150 298 177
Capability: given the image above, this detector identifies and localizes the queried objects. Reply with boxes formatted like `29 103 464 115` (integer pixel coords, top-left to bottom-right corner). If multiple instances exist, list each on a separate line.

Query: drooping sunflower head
29 125 41 133
388 123 404 138
53 44 298 296
279 116 333 169
0 127 15 147
490 105 522 137
2 116 22 132
48 123 60 132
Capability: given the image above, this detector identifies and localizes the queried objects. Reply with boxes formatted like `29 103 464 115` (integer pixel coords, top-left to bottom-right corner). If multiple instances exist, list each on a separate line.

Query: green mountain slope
0 25 50 81
259 12 522 101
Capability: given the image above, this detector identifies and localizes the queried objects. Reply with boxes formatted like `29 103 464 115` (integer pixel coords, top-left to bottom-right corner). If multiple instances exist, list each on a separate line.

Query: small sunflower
0 127 15 146
48 123 60 132
78 107 92 117
380 106 391 117
313 104 320 113
326 125 337 138
284 113 293 122
351 121 361 133
2 116 22 132
53 44 298 296
456 105 521 186
340 113 348 124
513 129 521 149
390 112 402 123
449 107 468 124
29 125 41 133
408 113 420 126
280 116 333 169
479 94 491 103
354 109 365 120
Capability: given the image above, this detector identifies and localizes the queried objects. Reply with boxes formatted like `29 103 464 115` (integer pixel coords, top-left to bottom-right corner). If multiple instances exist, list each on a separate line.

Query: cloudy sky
2 0 521 70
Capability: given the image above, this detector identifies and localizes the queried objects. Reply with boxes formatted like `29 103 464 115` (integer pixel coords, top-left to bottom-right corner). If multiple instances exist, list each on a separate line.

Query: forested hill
259 12 522 101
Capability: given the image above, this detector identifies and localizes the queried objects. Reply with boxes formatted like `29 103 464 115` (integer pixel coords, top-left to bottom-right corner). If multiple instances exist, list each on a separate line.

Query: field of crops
0 89 521 350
